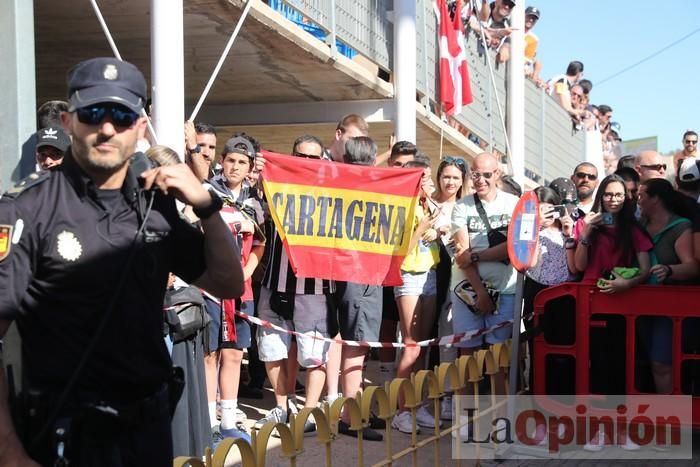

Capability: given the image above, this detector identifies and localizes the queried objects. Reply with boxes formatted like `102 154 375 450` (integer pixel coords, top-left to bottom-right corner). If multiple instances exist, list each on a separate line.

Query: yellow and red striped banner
261 151 423 285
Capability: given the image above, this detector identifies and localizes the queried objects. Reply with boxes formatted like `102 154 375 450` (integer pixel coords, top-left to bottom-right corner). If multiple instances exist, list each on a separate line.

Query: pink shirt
573 220 652 281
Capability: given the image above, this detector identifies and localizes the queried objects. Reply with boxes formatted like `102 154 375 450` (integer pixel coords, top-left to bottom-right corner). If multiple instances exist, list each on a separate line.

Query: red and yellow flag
261 151 423 286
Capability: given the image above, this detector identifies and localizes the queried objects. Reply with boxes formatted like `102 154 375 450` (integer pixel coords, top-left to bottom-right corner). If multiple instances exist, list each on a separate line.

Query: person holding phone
573 174 652 451
523 188 577 389
573 174 652 291
638 178 698 394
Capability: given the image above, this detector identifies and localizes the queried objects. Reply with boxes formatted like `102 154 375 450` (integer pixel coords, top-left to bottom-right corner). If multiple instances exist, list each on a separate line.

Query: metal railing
274 0 392 70
265 0 586 182
173 342 515 467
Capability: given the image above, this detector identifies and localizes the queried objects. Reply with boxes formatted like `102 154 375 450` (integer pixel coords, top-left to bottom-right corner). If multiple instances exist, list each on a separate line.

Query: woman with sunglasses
573 174 652 451
430 156 468 420
637 178 698 395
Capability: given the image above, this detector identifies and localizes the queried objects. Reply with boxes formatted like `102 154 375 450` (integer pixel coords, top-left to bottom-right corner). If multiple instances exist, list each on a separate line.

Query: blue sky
531 0 699 154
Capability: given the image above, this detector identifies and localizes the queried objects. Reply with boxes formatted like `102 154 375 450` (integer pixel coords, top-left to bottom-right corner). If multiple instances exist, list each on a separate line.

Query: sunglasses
293 151 322 159
471 171 494 180
575 172 597 181
503 0 515 7
76 104 140 127
640 164 666 172
441 156 467 168
685 140 698 145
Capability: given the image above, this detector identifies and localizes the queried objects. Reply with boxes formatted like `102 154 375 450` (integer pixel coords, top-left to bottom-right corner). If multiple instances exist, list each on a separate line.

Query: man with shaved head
635 150 667 183
449 153 518 415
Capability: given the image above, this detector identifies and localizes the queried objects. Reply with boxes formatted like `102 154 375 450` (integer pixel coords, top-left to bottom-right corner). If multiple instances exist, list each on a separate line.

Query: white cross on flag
436 0 473 115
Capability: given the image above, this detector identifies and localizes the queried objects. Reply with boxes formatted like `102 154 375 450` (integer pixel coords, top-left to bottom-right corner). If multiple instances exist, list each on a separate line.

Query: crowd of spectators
164 113 698 452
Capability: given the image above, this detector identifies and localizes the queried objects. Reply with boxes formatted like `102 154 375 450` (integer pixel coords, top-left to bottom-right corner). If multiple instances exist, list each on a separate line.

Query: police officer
0 57 243 466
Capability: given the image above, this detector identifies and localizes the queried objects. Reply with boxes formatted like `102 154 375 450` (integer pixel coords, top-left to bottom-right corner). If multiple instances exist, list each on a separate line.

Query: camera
550 203 579 220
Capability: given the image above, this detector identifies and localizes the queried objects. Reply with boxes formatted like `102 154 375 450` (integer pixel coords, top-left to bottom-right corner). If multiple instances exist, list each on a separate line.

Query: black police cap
67 57 147 113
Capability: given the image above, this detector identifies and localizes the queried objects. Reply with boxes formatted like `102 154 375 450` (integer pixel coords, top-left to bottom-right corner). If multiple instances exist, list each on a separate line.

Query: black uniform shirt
0 151 206 401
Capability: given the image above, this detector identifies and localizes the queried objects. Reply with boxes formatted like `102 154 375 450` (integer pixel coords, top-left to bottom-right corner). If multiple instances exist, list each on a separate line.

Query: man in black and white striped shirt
254 135 335 434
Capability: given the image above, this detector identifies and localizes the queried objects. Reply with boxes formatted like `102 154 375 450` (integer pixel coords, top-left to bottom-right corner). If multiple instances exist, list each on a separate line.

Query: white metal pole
150 0 185 158
393 0 416 143
508 1 525 186
91 0 158 144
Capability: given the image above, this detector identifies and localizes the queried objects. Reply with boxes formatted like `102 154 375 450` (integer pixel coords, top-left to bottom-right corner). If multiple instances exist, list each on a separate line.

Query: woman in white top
432 157 468 421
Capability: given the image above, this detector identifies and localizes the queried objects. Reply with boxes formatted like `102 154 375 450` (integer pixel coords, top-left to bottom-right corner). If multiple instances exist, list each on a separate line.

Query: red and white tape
165 303 512 348
234 309 511 348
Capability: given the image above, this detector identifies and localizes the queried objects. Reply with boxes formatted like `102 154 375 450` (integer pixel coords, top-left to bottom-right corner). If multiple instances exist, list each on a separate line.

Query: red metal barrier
532 283 700 428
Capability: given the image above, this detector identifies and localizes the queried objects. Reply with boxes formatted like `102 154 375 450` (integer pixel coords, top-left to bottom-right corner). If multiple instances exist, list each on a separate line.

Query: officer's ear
60 111 73 136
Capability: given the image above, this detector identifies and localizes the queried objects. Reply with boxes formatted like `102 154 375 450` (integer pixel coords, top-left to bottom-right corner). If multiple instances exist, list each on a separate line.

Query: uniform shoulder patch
3 171 51 199
0 224 12 262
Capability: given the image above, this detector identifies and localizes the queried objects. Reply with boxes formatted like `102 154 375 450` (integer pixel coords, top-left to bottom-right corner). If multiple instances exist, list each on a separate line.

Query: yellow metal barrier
173 341 515 467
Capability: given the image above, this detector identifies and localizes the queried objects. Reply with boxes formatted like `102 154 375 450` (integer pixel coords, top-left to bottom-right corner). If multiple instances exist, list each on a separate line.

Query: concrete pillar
150 0 185 159
507 1 525 186
393 1 416 143
0 0 37 190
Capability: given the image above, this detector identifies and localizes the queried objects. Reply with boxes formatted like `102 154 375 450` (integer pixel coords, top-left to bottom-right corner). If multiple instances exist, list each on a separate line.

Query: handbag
163 286 211 343
453 279 501 316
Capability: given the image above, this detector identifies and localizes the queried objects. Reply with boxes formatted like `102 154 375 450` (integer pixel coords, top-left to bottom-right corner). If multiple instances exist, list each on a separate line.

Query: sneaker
530 424 547 446
530 424 566 447
338 420 383 442
235 407 247 424
493 419 508 443
391 410 420 434
440 396 453 421
303 420 317 437
220 426 251 444
454 415 472 442
287 399 299 417
583 430 610 452
368 413 386 430
618 434 640 451
323 393 343 406
416 405 442 429
254 405 287 430
211 428 225 450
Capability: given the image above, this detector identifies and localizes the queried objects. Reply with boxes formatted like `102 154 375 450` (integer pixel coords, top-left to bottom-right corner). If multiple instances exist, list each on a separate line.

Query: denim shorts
451 293 515 348
394 269 437 298
205 297 252 351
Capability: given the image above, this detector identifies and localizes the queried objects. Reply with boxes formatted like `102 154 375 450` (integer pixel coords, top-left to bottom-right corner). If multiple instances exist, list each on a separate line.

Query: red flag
261 151 423 286
438 0 473 115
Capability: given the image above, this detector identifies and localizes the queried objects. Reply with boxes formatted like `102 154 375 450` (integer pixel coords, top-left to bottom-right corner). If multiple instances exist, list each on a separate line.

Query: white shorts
256 286 330 368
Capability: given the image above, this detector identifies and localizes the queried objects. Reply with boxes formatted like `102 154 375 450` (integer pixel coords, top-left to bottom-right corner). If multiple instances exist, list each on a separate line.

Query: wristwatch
470 252 480 264
192 188 223 220
564 237 576 250
188 144 201 153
